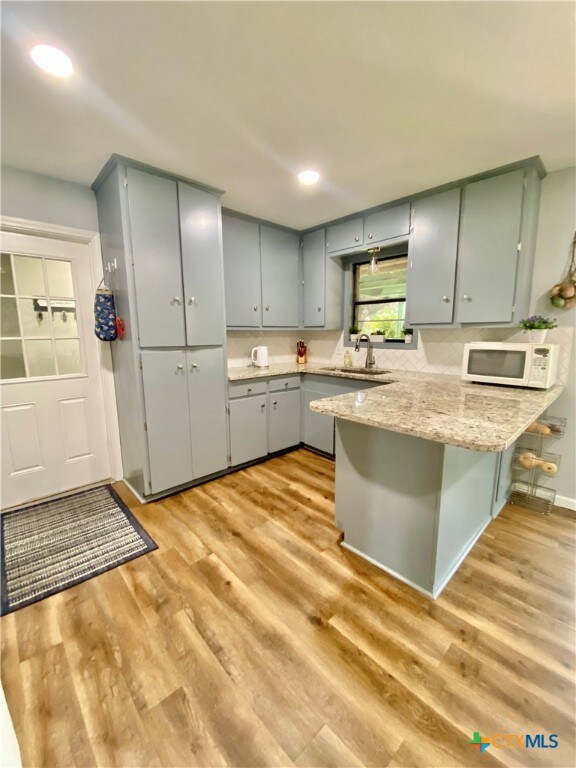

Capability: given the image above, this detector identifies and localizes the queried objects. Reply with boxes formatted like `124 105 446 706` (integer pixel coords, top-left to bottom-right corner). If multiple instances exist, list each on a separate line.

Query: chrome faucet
355 333 376 368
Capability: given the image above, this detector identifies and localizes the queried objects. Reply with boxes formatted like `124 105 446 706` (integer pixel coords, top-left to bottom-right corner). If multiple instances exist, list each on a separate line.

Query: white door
0 232 112 509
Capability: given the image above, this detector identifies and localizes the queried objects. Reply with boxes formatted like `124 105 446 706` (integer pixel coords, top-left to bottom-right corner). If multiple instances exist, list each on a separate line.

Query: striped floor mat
1 485 157 615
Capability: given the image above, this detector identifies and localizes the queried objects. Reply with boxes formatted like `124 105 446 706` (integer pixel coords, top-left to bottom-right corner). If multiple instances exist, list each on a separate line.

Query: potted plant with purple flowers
520 315 557 343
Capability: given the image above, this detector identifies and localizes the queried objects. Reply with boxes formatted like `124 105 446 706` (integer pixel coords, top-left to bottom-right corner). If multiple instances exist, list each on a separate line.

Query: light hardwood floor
1 449 574 768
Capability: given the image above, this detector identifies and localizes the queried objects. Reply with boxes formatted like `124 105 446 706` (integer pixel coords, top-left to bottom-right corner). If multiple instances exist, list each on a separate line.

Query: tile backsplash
227 327 573 385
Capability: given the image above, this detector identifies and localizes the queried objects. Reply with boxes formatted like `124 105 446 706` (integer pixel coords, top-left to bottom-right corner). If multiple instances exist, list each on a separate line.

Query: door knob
441 296 450 303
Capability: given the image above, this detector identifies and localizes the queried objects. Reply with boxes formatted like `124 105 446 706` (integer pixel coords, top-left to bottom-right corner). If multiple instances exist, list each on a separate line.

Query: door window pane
0 339 26 379
46 259 74 298
19 298 50 337
13 255 46 296
50 300 78 337
25 339 56 377
0 297 21 337
0 253 15 295
55 339 82 374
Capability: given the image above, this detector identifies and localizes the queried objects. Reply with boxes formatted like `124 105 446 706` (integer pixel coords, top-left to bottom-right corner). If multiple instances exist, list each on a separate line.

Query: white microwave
462 342 560 389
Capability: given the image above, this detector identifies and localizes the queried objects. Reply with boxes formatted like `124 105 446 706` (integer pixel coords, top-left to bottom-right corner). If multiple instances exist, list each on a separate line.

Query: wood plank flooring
1 449 574 768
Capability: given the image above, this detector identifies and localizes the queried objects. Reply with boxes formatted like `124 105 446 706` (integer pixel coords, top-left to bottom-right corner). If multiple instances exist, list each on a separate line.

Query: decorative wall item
549 232 576 310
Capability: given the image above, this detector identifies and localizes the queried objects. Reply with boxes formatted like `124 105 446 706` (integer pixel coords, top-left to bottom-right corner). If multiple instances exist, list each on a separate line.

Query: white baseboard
556 495 576 512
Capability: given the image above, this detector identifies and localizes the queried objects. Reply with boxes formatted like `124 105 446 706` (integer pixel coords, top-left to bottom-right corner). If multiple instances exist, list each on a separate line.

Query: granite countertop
308 372 564 452
227 362 392 383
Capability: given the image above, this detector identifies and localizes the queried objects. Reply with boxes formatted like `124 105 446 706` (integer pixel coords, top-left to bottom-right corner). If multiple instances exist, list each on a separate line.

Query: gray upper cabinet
455 170 524 323
222 215 262 327
186 347 227 479
406 188 461 325
260 225 300 327
179 184 225 345
141 350 192 494
303 229 326 327
327 217 364 253
364 203 410 244
127 169 185 346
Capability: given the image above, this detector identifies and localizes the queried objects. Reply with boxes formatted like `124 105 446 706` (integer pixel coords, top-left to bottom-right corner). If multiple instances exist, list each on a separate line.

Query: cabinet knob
273 400 278 407
247 387 252 392
354 236 360 242
368 234 373 240
441 296 451 303
253 305 258 311
176 363 184 371
317 306 322 312
188 297 196 305
265 305 270 311
463 294 472 301
260 403 266 411
191 363 198 369
172 296 182 304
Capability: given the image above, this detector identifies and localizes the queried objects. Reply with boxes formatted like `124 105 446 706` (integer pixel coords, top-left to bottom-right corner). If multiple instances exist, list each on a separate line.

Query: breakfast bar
310 372 564 598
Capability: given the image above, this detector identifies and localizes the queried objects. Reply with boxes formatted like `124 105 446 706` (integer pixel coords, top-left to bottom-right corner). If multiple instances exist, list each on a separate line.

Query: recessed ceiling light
298 170 320 186
30 44 74 78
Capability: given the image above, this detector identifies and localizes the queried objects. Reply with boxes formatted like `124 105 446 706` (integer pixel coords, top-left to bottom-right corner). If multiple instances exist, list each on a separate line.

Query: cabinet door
229 396 268 465
456 170 524 323
269 389 301 452
260 226 300 327
222 215 261 327
302 390 335 455
127 169 185 346
364 203 410 244
326 218 363 253
141 350 192 494
186 348 228 479
406 188 461 325
179 184 224 346
303 229 326 327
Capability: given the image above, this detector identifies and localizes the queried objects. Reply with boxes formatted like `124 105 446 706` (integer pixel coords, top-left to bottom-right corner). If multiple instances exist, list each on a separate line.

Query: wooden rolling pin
525 421 552 435
517 451 558 475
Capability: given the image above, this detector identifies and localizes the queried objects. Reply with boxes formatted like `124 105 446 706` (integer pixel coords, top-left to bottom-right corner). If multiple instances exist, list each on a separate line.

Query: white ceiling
1 1 575 229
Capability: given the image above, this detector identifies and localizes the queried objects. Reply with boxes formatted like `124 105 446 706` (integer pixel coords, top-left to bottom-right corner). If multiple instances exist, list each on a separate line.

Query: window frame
342 244 418 350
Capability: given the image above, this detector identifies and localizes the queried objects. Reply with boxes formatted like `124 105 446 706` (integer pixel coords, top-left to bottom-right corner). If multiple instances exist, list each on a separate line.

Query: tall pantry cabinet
93 156 228 499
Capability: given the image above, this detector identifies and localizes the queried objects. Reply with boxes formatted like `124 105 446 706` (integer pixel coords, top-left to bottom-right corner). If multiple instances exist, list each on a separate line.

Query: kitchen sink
320 366 391 376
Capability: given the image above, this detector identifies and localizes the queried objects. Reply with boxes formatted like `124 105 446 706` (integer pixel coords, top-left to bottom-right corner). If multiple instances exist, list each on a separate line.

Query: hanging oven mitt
94 281 118 341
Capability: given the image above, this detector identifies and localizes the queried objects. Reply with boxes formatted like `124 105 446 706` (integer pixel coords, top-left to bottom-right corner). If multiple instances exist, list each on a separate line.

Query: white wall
1 166 98 231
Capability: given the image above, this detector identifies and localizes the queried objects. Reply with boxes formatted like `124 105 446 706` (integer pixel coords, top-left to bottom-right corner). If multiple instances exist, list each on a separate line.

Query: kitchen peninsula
310 372 563 598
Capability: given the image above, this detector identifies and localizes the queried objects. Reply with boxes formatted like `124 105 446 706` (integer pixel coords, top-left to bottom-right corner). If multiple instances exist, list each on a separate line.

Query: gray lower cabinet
406 188 461 325
141 348 228 495
186 348 228 479
229 395 268 466
302 389 335 454
222 215 261 327
455 170 524 323
260 225 300 327
269 389 301 453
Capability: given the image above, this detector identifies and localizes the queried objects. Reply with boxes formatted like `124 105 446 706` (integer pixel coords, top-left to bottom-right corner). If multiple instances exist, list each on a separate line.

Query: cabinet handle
441 296 450 303
354 236 360 242
463 294 472 301
253 305 258 311
176 363 184 371
265 305 270 311
368 234 373 240
172 296 182 304
188 297 196 305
